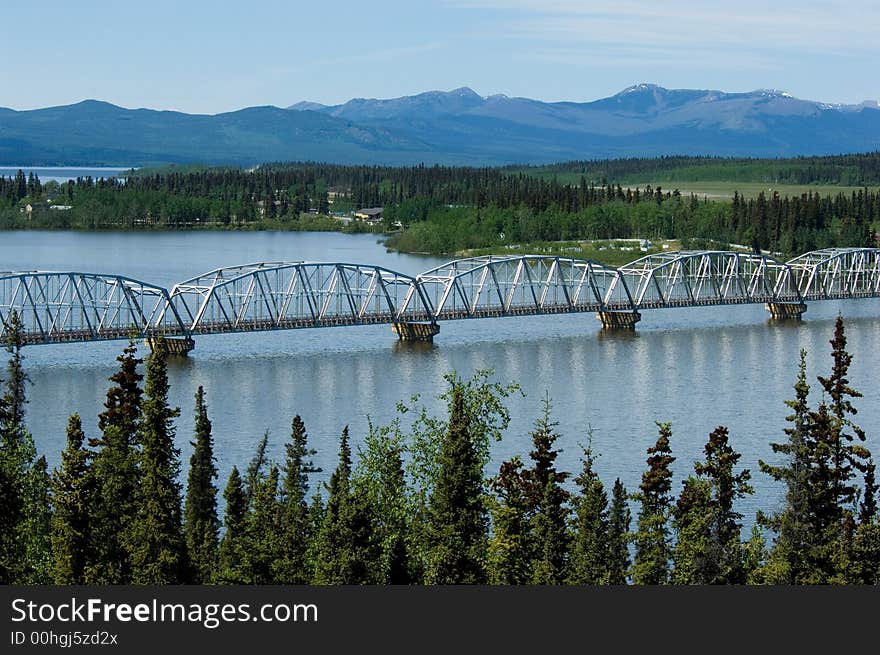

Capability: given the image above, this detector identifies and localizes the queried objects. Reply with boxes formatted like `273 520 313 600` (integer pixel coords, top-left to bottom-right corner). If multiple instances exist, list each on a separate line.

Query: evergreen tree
425 385 487 584
130 339 186 584
605 479 631 585
671 476 713 584
275 415 321 584
742 524 768 585
51 414 93 584
405 371 516 579
524 398 570 584
241 465 283 584
758 349 813 583
217 467 247 584
96 339 143 445
568 445 608 585
314 427 378 584
2 310 28 428
631 422 675 585
844 460 880 583
0 310 38 584
304 491 325 580
487 457 531 585
86 340 143 584
354 421 412 584
21 455 52 583
859 461 878 525
689 426 753 583
183 386 219 584
815 316 870 516
244 430 269 504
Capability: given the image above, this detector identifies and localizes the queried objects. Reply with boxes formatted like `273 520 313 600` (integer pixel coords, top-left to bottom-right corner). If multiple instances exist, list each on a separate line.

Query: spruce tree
244 430 269 504
671 476 713 584
183 386 219 584
690 426 753 583
859 462 878 526
568 445 608 585
275 415 321 584
758 349 813 583
632 422 675 585
742 524 768 584
605 479 631 585
425 385 487 584
21 455 52 583
130 339 186 584
815 316 870 517
487 457 531 584
524 398 570 584
314 427 378 584
241 465 283 584
86 340 143 584
217 467 247 584
844 461 880 584
0 310 38 584
354 421 412 584
51 414 93 584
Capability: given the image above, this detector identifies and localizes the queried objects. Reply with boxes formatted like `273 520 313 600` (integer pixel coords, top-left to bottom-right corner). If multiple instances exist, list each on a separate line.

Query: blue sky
2 0 876 113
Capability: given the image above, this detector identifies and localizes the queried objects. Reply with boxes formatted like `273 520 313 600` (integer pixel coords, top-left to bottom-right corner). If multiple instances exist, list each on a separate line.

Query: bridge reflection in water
1 248 878 352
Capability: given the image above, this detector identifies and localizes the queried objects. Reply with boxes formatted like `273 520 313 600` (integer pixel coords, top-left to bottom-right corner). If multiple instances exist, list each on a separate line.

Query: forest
1 154 878 259
0 312 877 585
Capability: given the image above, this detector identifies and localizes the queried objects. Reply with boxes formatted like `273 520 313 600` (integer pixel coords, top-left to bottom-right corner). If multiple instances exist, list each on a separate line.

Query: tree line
520 152 880 186
1 160 878 257
0 313 877 585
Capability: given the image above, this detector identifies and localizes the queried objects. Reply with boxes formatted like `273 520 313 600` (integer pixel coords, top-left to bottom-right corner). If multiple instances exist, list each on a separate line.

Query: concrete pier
765 302 807 320
596 311 642 329
145 336 196 355
392 322 440 342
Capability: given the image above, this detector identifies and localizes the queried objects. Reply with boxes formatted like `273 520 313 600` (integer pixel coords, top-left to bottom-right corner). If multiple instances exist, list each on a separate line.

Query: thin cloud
446 0 879 52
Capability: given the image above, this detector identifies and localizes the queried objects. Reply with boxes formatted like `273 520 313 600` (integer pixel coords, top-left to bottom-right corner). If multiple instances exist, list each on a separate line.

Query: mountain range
2 84 879 167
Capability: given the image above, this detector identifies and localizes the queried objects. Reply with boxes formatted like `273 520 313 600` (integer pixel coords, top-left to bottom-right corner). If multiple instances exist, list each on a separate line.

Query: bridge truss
0 271 187 345
1 248 878 347
162 262 435 334
612 251 803 308
404 255 631 319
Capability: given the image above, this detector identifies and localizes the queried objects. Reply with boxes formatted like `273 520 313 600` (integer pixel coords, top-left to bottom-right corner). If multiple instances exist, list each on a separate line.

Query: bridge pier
392 321 440 342
596 311 641 329
765 302 807 320
145 336 196 356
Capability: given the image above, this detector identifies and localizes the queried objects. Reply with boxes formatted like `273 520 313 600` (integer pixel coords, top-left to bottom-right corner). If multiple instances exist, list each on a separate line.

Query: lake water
2 230 879 524
0 166 130 184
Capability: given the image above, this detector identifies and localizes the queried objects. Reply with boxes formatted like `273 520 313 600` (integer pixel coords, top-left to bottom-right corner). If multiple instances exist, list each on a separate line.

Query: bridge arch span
0 271 187 345
164 261 435 333
407 255 633 319
786 248 880 299
615 250 801 308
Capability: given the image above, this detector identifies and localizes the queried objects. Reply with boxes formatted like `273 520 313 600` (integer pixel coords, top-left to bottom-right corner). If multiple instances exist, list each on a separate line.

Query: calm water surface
2 230 879 523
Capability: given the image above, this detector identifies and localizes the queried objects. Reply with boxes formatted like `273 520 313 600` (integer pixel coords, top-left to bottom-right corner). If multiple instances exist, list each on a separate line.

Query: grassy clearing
516 169 876 200
456 238 690 267
643 181 878 200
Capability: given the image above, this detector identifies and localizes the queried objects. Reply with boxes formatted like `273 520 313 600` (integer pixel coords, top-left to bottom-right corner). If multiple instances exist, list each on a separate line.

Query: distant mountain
3 85 880 166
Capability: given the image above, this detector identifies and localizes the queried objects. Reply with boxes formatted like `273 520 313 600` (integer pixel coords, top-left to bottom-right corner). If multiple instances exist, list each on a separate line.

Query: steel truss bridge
1 248 878 349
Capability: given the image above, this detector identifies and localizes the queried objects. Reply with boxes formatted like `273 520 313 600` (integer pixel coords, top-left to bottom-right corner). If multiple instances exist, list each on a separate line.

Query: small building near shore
354 207 384 223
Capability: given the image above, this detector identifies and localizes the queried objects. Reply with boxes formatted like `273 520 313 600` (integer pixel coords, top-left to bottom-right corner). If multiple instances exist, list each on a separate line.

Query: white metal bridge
1 248 878 347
